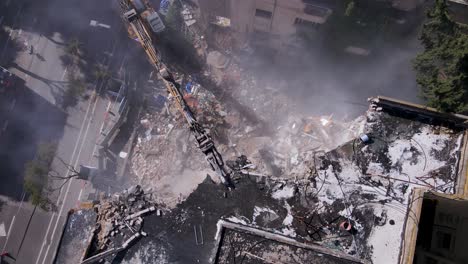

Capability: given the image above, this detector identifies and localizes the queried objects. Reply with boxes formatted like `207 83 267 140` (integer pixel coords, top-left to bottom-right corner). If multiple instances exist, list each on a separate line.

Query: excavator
118 0 234 188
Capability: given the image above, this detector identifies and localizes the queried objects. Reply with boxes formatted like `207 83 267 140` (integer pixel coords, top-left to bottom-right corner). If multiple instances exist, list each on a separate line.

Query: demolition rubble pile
91 185 158 255
130 56 369 207
130 82 230 207
218 102 465 264
129 5 369 206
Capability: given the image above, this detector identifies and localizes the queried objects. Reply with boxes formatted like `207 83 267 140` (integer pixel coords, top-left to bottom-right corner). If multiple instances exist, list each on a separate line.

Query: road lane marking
99 120 106 134
41 95 101 264
60 68 68 81
34 213 55 264
1 216 14 249
39 39 119 264
77 188 83 202
0 221 7 237
1 192 24 252
35 92 95 264
41 91 104 264
7 216 15 238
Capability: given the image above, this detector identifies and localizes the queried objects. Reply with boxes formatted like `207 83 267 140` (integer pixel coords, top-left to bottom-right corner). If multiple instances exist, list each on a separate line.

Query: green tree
23 142 57 208
92 63 110 82
165 0 183 31
63 75 86 109
65 38 82 57
413 0 468 113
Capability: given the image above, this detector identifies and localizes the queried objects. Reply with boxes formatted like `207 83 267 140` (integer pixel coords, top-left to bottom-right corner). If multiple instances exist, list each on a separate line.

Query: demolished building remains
55 96 468 263
54 1 468 263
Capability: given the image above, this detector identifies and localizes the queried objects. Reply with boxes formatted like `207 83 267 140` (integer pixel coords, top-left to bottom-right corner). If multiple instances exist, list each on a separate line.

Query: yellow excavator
118 0 233 187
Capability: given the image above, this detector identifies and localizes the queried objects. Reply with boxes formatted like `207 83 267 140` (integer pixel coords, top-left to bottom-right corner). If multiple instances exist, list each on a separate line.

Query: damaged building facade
55 96 468 264
195 0 426 50
197 0 333 49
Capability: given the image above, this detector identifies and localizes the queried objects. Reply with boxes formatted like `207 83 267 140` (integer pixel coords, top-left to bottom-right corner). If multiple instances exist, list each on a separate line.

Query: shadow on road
0 25 22 67
0 78 67 201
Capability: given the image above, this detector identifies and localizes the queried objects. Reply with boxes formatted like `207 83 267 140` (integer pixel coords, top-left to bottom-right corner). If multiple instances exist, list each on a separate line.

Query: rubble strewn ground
55 209 96 264
130 81 225 207
77 185 159 263
306 103 464 263
216 227 362 264
95 98 462 263
128 1 372 210
57 98 465 263
130 60 368 208
55 2 467 264
129 95 463 263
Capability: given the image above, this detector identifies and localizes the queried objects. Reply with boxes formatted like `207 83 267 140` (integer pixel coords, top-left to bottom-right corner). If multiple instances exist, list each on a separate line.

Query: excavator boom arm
120 1 233 187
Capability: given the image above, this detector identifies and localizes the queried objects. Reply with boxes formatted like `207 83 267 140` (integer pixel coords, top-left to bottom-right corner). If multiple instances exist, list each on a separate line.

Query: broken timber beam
124 206 156 221
215 220 368 264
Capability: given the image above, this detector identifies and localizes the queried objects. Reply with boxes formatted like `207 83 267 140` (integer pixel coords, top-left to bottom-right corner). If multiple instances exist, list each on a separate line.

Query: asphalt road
0 0 131 263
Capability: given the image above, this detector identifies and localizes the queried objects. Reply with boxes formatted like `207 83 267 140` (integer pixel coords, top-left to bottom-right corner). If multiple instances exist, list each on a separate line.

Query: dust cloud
237 22 424 121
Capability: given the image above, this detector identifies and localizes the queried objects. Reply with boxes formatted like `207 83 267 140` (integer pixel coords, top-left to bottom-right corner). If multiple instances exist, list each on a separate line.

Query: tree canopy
413 0 468 114
24 142 56 208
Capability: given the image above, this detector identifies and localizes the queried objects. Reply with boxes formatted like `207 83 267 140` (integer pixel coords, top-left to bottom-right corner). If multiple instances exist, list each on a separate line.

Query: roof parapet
370 96 468 129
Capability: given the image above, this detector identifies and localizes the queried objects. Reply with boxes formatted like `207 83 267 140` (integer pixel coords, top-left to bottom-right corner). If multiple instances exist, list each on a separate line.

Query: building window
255 9 272 19
304 4 329 17
435 231 453 251
294 18 319 29
425 256 438 264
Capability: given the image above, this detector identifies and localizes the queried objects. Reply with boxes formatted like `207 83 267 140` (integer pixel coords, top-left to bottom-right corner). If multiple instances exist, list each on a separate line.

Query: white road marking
35 93 95 264
60 68 68 81
99 120 106 134
38 40 119 264
77 188 83 202
5 216 14 238
0 215 15 250
41 92 103 264
106 101 111 112
34 213 55 264
0 222 6 237
97 23 111 29
1 192 25 252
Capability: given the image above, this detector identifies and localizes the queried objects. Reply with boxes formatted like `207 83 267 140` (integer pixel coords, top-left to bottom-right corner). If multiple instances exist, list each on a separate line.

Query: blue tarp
185 81 193 94
160 0 171 15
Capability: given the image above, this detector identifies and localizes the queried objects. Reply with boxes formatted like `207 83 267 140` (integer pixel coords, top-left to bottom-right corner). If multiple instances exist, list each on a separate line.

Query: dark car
0 66 14 91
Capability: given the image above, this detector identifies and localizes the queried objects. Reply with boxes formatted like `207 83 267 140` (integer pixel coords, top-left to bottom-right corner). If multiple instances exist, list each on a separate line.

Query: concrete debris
125 206 156 221
131 79 228 207
207 51 230 69
87 185 156 261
